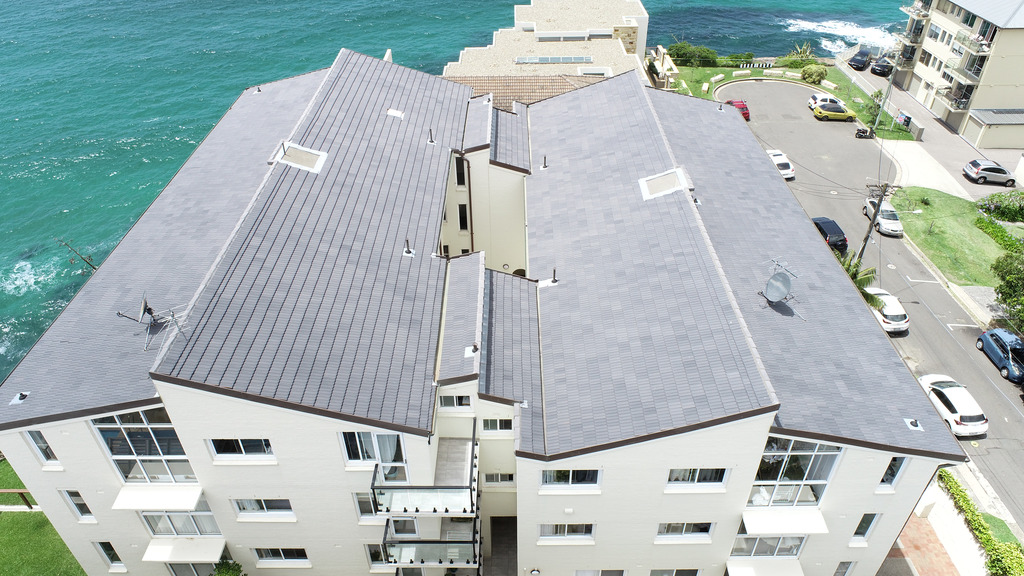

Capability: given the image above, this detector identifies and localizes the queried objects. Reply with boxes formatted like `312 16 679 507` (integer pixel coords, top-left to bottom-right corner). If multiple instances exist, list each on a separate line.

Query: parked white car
917 374 988 437
863 198 904 237
863 287 909 333
767 150 795 180
807 93 845 110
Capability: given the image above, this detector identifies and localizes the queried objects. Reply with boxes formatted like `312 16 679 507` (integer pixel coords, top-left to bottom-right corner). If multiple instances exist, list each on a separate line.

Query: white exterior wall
972 27 1024 109
154 381 435 576
467 155 528 275
0 413 168 575
441 155 474 256
515 412 775 576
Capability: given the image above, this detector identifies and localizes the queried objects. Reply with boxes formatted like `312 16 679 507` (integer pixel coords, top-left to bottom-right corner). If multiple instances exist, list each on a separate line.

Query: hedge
975 214 1024 252
938 469 1024 575
979 189 1024 223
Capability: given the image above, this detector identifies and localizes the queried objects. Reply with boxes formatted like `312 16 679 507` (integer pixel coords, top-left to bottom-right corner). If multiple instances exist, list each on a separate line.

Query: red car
725 99 750 121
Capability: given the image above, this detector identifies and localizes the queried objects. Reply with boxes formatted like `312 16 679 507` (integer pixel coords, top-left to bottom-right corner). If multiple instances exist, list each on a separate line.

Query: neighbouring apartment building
893 0 1024 147
0 47 966 576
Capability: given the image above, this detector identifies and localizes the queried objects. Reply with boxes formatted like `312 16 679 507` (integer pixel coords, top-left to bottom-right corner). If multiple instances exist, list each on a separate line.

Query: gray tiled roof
645 87 965 460
954 0 1024 28
491 108 531 173
970 108 1024 125
154 50 472 434
0 70 328 431
445 75 606 112
481 270 543 448
437 253 485 384
464 95 492 152
521 73 779 457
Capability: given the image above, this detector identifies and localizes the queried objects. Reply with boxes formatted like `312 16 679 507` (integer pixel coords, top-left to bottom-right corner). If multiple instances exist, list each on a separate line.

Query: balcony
382 516 481 567
954 30 992 54
895 30 924 45
896 55 917 69
371 435 479 517
937 90 973 111
944 58 984 84
900 2 930 18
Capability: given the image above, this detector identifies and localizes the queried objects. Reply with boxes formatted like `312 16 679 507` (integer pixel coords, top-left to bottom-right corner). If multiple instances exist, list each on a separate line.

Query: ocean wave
785 19 899 53
1 261 58 296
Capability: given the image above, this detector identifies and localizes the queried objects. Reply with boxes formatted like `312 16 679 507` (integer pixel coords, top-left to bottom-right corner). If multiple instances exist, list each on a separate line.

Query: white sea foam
785 18 899 53
1 261 56 296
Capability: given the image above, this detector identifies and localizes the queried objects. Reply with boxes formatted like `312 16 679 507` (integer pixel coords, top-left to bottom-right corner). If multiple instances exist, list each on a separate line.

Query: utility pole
857 182 900 261
872 64 896 134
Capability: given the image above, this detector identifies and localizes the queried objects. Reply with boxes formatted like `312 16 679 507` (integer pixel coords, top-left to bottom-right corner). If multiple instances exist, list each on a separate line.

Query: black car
849 48 872 71
812 217 848 255
870 57 894 77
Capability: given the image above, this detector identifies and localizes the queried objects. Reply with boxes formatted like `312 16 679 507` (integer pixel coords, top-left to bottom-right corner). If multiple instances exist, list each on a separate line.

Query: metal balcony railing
896 30 924 44
954 30 992 54
900 2 930 18
944 58 984 83
937 91 973 110
382 515 481 567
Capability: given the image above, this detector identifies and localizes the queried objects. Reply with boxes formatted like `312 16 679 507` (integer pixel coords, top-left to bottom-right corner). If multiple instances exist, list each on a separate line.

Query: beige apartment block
893 0 1024 147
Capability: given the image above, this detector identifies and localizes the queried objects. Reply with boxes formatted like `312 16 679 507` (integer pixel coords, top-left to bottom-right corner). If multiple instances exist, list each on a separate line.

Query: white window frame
730 534 806 557
366 544 388 567
482 418 513 432
833 562 855 576
539 523 594 540
62 490 96 522
167 563 217 576
879 457 906 490
439 395 472 409
666 468 727 493
141 497 220 536
96 541 126 572
541 469 601 488
26 430 59 465
341 432 407 482
233 498 295 522
651 571 699 576
91 409 196 483
354 492 384 524
575 571 625 576
209 438 274 463
749 435 841 507
390 517 419 538
852 513 878 541
655 522 713 542
253 548 311 568
484 472 514 484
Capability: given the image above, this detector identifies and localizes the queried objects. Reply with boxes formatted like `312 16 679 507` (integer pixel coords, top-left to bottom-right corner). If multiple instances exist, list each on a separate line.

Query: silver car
963 159 1016 187
863 198 904 237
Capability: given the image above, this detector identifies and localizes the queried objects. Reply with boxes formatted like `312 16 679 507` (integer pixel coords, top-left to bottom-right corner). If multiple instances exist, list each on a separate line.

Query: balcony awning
726 559 805 576
741 508 828 535
112 484 203 511
143 538 226 562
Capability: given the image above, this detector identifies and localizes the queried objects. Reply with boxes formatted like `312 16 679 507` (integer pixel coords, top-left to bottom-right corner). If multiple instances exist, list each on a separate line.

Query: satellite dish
764 272 792 303
139 295 149 323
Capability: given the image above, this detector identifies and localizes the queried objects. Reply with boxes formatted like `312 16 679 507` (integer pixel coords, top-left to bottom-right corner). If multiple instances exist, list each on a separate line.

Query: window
354 493 376 517
64 490 93 518
854 513 877 538
439 395 471 408
142 497 220 535
575 572 624 576
366 544 387 566
483 418 512 431
97 541 123 567
399 569 423 576
542 469 599 486
455 157 466 186
540 523 594 538
941 71 954 83
255 548 308 560
961 10 976 26
927 23 941 40
341 432 407 482
833 562 855 576
919 50 932 66
168 564 217 576
210 438 272 456
731 524 805 557
92 408 196 484
749 435 840 507
668 468 726 484
442 244 450 256
27 430 58 463
458 204 469 231
392 517 418 536
880 457 906 486
651 571 699 576
657 523 712 539
485 473 514 483
461 248 470 254
234 498 292 514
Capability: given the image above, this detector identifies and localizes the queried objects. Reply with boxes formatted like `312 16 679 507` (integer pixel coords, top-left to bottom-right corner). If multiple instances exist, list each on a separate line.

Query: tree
993 250 1024 326
212 560 247 576
840 252 884 310
666 41 719 67
863 89 883 126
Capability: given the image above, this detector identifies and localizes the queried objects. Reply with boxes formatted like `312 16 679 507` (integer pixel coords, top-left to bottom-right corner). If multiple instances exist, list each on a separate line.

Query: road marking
906 276 940 284
947 323 978 329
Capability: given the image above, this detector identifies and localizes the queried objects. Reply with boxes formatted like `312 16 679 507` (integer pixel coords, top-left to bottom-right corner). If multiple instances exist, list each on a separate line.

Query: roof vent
9 392 29 405
387 108 405 120
904 418 923 431
274 142 327 174
403 238 416 258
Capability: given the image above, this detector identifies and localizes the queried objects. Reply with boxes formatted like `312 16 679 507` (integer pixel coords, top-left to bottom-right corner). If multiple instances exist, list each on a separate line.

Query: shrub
801 64 827 84
667 41 719 67
213 560 247 576
775 57 818 69
979 189 1024 223
938 469 1024 575
647 59 658 78
976 215 1024 252
721 52 754 67
993 250 1024 327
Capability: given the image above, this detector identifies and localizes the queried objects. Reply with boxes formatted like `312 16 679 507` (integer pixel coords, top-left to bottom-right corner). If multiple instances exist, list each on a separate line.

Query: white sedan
917 374 989 437
863 287 909 333
863 198 904 237
766 149 795 180
807 93 845 110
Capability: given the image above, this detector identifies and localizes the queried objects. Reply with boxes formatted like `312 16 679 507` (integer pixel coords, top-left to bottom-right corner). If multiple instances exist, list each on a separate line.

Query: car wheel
1006 179 1016 187
977 176 987 184
863 206 868 216
1001 367 1010 379
846 116 854 122
874 223 880 232
976 339 984 350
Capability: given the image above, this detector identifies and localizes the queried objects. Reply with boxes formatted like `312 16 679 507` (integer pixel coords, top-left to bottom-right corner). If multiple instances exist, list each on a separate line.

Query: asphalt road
717 80 1024 527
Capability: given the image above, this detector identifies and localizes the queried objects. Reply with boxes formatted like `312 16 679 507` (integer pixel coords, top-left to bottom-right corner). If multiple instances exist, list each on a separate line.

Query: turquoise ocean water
0 0 905 382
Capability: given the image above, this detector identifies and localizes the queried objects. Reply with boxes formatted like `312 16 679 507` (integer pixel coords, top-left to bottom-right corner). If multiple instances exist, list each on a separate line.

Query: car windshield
777 162 791 170
1011 347 1024 367
960 413 986 423
883 312 908 322
931 380 960 390
880 209 899 221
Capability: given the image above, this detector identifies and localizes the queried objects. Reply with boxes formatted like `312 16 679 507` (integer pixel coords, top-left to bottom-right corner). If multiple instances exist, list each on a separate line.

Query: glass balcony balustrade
938 90 973 110
896 29 924 44
900 2 930 18
944 58 984 84
954 30 991 54
382 517 480 567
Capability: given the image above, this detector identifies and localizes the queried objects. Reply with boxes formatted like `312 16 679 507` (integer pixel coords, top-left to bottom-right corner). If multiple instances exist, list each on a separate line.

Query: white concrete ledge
732 70 751 77
763 70 783 77
710 74 725 83
784 71 803 79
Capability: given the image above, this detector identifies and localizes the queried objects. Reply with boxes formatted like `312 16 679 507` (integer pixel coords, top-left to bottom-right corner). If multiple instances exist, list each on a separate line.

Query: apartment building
0 48 966 576
893 0 1024 147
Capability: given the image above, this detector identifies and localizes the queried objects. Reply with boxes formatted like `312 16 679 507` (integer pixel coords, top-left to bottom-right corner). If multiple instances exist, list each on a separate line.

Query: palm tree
786 42 815 59
840 252 884 310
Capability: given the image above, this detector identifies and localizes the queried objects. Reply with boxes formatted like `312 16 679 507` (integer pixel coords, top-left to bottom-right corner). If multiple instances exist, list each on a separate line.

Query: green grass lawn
983 512 1020 545
673 64 914 140
891 187 1004 287
0 460 85 575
